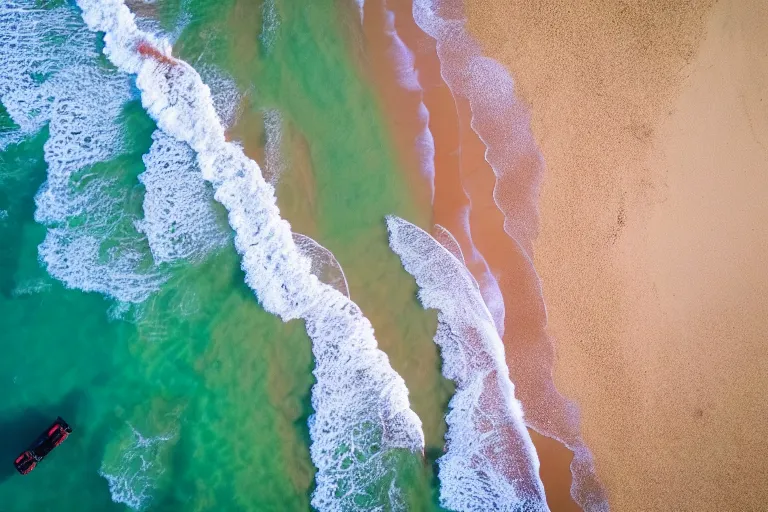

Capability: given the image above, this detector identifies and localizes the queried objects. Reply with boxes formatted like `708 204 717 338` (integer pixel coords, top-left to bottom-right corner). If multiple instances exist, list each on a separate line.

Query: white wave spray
100 423 176 511
0 0 167 302
75 1 424 509
135 130 229 264
387 216 548 512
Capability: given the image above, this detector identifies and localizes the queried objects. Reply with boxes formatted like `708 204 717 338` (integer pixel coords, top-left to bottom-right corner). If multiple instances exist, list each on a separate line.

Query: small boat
14 417 72 475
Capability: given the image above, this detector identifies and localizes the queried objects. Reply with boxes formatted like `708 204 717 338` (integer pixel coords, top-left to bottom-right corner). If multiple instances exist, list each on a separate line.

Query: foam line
75 2 424 509
411 0 541 255
294 233 350 298
383 6 435 203
262 108 284 185
412 2 608 509
199 66 242 129
1 1 165 303
387 215 549 511
458 202 506 337
380 2 504 335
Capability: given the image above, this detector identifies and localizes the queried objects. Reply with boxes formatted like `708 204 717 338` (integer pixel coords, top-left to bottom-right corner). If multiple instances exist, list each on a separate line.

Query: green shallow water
0 1 451 510
0 107 314 511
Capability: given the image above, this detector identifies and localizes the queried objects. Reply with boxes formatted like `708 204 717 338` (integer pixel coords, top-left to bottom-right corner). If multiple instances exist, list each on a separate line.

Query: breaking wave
412 1 608 509
387 216 548 512
75 1 424 509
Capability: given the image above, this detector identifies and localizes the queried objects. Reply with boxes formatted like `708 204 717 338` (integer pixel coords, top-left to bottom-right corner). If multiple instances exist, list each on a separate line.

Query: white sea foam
31 64 165 302
456 205 506 337
76 1 424 509
136 67 238 265
136 130 229 264
260 0 280 52
294 233 350 298
262 108 284 185
0 130 25 152
1 1 167 303
411 0 541 260
0 1 96 148
100 424 175 511
382 0 505 335
387 215 548 512
34 65 132 223
107 300 133 321
412 2 608 508
199 66 242 129
11 278 52 298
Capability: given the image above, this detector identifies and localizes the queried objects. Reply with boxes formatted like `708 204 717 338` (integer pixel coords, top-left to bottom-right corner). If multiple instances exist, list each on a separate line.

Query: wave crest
75 1 425 508
387 216 548 511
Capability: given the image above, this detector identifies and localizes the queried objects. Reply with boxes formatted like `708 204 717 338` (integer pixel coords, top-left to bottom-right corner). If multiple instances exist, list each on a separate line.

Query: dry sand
465 0 768 509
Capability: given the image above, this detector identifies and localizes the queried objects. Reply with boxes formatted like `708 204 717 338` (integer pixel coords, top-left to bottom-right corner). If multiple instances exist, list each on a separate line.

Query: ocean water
0 0 602 511
0 0 439 510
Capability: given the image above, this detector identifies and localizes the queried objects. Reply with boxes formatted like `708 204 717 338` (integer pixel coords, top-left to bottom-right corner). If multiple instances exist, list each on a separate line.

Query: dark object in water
14 417 72 475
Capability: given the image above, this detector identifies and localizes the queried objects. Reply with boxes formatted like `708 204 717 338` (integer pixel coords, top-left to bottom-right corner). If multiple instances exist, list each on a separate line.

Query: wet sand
358 0 435 216
465 0 768 509
364 1 586 509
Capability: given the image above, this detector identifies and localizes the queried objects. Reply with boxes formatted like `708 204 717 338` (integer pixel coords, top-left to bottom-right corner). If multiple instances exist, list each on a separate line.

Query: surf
0 0 170 303
388 216 549 511
410 1 608 508
74 1 425 509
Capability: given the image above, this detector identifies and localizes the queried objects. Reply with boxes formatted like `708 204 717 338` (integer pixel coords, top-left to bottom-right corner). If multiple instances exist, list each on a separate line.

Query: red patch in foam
136 40 176 66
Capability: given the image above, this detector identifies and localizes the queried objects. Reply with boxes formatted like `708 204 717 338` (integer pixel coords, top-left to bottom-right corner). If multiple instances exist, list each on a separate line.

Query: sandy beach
465 0 768 509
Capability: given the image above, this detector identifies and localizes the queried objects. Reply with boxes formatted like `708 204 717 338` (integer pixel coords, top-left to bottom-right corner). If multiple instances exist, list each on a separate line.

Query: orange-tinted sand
368 1 586 509
465 0 768 509
359 0 435 216
345 0 452 452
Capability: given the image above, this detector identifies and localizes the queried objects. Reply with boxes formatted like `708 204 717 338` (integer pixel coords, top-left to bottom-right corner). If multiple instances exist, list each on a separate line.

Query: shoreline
368 1 591 509
465 0 768 509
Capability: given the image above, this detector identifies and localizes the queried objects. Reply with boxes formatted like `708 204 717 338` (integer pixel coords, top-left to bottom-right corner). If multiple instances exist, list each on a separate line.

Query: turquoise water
0 102 315 510
0 0 448 510
0 0 579 508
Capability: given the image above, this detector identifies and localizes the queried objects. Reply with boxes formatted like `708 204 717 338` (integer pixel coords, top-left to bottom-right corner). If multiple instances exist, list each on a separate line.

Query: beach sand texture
465 0 768 510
